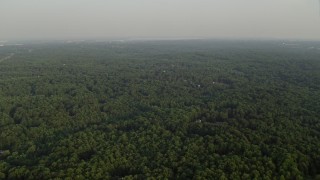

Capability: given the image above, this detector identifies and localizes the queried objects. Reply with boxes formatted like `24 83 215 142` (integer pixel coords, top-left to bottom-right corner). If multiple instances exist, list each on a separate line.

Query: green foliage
0 40 320 179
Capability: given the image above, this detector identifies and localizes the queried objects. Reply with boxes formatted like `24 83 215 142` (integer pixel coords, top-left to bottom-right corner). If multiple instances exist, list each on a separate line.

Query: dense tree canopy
0 40 320 179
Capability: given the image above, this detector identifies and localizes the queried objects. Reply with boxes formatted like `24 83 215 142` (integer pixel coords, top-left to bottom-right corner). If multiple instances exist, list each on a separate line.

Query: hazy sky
0 0 320 40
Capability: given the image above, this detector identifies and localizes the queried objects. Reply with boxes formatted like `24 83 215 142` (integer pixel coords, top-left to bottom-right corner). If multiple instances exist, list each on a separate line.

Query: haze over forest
1 1 320 179
1 0 320 41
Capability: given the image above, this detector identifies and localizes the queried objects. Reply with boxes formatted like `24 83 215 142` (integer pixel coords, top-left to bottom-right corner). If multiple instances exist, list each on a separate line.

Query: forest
0 40 320 179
